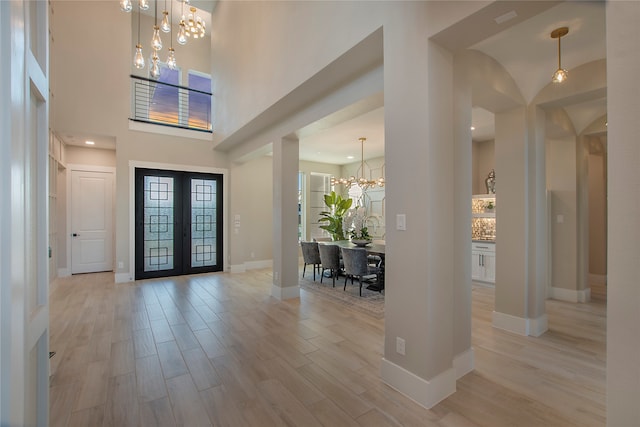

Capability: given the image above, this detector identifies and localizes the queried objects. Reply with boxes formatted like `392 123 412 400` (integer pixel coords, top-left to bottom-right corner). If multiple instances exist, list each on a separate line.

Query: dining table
318 240 386 291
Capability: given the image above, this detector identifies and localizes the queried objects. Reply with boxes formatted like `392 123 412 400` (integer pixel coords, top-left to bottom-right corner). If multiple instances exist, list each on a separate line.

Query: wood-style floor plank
49 270 606 427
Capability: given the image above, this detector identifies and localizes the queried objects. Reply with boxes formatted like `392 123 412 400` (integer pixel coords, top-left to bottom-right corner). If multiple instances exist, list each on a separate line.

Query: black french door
135 168 223 279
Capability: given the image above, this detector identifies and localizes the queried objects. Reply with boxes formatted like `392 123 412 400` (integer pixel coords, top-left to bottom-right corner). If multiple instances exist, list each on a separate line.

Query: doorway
134 168 223 279
70 168 115 274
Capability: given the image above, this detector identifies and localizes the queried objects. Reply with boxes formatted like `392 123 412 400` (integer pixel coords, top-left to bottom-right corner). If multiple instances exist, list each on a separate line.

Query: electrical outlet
118 261 124 269
396 337 406 355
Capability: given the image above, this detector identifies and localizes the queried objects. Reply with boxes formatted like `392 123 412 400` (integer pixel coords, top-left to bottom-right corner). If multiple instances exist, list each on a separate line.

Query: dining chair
300 241 322 281
340 247 380 296
318 243 342 287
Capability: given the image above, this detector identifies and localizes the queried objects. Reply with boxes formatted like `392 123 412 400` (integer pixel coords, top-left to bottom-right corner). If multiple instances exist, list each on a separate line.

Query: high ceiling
300 1 607 162
65 2 606 159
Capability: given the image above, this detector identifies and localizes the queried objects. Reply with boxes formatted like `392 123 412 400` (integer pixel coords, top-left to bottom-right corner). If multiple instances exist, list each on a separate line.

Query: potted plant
344 206 372 246
485 201 495 212
318 191 353 241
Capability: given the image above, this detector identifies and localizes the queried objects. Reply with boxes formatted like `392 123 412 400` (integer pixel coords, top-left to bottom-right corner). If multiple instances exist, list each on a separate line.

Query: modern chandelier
120 0 206 76
550 26 569 83
331 137 385 190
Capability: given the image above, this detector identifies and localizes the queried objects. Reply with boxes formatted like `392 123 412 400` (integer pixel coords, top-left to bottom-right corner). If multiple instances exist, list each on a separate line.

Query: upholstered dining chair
318 243 342 287
300 241 322 281
340 247 380 296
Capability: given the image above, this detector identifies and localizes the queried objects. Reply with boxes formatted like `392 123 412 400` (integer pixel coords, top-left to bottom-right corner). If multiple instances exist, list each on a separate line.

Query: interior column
381 25 457 407
493 106 548 336
606 1 640 424
271 136 300 300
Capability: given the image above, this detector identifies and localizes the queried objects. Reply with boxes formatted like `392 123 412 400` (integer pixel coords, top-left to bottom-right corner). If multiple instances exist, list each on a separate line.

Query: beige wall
65 146 116 167
588 145 607 277
50 1 226 278
546 136 578 291
472 139 495 195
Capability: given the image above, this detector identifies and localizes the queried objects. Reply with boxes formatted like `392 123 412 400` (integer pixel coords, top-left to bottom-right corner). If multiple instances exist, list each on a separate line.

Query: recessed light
470 126 476 131
85 140 95 145
347 155 355 160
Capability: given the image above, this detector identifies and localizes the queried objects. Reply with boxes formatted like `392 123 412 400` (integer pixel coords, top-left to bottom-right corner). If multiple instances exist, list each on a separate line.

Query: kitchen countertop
472 239 496 244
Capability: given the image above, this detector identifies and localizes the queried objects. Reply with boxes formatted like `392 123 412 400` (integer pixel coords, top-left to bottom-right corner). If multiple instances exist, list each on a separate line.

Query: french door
135 168 223 279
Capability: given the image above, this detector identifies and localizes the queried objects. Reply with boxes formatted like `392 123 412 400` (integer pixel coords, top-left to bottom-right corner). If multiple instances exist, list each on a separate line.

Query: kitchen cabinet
472 241 495 283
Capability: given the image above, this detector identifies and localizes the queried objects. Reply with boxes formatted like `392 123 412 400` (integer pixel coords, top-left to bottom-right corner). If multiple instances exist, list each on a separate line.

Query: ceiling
300 1 607 162
64 1 606 159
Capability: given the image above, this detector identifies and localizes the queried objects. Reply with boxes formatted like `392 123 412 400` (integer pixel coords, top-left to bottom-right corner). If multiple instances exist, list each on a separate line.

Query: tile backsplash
472 218 496 240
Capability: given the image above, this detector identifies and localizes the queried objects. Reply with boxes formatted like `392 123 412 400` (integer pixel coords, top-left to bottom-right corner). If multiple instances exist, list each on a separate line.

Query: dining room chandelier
120 0 206 76
331 137 385 190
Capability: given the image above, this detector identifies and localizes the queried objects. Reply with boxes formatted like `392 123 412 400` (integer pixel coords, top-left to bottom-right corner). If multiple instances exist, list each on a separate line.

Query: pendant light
150 50 160 78
166 0 177 69
133 7 145 69
160 0 171 32
139 0 149 11
551 27 569 84
150 0 162 51
177 0 188 45
120 0 133 12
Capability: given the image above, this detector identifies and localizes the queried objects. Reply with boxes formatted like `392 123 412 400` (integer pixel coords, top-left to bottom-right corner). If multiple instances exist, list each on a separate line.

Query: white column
271 136 300 300
606 1 640 425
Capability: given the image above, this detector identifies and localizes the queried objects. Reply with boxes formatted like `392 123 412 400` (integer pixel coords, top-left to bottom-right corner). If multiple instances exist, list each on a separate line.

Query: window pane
188 72 211 130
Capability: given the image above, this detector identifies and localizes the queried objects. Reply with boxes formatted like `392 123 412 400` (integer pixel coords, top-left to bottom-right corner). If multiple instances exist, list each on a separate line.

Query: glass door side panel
144 176 175 272
190 178 217 268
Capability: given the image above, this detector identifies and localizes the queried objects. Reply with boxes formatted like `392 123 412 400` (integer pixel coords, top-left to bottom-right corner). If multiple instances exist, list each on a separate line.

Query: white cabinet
472 242 495 283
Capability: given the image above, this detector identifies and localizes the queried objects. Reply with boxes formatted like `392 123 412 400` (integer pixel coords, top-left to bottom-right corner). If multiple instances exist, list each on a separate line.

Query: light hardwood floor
49 271 606 426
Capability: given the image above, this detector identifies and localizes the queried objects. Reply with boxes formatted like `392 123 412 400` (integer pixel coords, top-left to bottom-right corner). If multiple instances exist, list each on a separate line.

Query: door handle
72 233 79 237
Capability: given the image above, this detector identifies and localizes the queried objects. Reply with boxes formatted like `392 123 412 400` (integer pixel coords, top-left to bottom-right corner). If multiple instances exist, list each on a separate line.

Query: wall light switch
396 214 406 231
396 337 406 355
557 214 564 224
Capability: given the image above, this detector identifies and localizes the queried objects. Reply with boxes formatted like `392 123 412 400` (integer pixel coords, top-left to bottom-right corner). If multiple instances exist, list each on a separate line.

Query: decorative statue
485 169 496 194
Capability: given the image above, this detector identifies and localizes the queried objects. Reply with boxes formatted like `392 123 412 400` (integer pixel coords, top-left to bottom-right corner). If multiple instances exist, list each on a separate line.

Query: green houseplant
318 191 352 241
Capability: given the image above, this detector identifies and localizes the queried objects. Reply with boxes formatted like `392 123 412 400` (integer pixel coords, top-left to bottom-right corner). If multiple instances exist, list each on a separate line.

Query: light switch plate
396 214 406 231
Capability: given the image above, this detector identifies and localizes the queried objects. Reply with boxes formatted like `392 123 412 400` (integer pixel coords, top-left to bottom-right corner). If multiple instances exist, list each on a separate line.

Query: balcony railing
130 74 212 133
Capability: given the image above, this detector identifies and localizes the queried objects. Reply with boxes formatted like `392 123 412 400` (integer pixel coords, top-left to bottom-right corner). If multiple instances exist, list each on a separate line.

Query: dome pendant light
551 27 569 84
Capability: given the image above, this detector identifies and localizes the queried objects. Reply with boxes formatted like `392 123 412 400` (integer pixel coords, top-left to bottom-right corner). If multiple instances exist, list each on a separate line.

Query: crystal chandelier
121 0 207 77
331 137 385 190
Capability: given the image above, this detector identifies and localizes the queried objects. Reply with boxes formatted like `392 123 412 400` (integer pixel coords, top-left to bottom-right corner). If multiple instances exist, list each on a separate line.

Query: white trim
271 284 300 300
129 120 212 141
589 273 607 285
453 348 475 379
245 259 272 270
492 311 549 337
66 164 116 277
549 286 591 303
128 161 229 280
115 272 133 284
57 268 70 278
380 358 456 409
229 264 246 274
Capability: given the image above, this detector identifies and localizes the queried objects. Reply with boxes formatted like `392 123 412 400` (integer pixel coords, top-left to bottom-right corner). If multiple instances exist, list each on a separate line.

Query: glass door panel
135 168 223 279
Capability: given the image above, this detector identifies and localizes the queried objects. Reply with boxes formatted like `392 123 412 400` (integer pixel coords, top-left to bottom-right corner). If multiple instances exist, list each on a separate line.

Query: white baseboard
231 259 272 274
230 264 246 273
57 268 70 278
453 348 474 379
589 274 606 285
380 358 456 409
115 272 133 283
271 284 300 300
549 286 591 303
492 311 548 337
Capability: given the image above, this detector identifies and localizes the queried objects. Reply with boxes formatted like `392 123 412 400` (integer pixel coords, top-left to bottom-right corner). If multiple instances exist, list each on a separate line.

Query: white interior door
71 169 114 274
